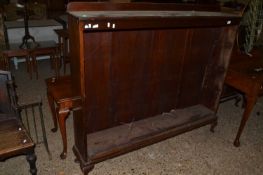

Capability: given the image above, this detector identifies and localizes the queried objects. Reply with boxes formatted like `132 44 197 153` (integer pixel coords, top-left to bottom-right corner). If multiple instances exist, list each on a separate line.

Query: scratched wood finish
82 28 224 133
67 2 241 174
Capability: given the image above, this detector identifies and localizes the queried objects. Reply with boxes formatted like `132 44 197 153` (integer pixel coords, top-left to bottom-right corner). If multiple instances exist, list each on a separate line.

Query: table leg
47 91 58 132
26 150 37 175
54 50 60 78
234 95 257 147
26 55 32 79
57 107 70 159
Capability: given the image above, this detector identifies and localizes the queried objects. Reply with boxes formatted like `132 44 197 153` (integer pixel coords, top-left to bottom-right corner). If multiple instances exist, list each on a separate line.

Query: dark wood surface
0 118 34 159
224 49 263 147
86 105 216 163
67 2 241 174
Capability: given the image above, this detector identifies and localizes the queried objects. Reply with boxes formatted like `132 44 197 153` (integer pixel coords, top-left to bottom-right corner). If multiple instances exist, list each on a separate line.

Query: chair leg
26 150 37 175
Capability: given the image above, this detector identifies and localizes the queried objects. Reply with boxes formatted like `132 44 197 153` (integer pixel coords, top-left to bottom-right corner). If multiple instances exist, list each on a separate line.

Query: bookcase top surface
68 10 240 20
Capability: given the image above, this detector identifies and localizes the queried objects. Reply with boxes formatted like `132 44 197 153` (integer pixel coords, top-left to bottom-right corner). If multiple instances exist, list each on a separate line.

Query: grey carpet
0 60 262 175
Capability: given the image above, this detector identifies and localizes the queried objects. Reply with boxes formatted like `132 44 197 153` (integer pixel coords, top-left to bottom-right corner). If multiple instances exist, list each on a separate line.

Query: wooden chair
18 100 51 159
0 70 37 175
45 75 81 159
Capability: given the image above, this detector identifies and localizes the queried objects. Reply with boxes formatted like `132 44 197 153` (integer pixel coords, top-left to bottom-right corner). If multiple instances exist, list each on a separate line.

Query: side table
2 41 60 79
30 41 60 79
45 76 81 159
224 49 263 147
2 46 31 77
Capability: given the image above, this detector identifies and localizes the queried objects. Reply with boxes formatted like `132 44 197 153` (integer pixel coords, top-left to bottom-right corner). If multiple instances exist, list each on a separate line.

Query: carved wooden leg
26 151 37 175
57 108 70 159
234 95 257 147
47 91 58 132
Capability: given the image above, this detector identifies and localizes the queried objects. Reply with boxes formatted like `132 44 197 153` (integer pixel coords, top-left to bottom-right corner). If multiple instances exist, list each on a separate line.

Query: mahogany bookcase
67 2 241 174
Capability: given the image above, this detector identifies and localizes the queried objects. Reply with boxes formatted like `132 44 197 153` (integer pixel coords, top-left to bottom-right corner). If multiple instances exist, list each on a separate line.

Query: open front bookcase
67 2 241 174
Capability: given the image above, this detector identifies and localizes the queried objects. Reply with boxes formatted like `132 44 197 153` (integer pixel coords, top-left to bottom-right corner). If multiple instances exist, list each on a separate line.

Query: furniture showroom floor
0 60 262 175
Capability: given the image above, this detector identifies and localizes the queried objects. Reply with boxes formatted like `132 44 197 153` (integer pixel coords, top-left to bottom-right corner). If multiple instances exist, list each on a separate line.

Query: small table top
3 40 58 57
45 76 81 104
5 19 62 29
225 49 263 95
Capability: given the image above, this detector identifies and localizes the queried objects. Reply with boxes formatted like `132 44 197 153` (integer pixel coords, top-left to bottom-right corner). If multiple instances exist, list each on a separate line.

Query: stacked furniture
66 2 241 174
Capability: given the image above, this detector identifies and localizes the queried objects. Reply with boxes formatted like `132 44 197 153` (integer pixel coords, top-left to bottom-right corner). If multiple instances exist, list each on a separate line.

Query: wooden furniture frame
2 48 31 77
224 49 263 147
46 76 81 159
0 70 37 175
67 2 241 174
18 100 51 159
0 118 37 175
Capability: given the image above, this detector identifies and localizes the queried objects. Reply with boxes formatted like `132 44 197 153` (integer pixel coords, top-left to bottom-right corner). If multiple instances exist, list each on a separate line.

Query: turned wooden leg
26 151 37 175
57 108 70 159
234 95 257 147
47 91 58 132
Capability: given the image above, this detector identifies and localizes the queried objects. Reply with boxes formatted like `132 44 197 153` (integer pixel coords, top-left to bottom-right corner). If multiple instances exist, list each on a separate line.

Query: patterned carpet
0 60 262 175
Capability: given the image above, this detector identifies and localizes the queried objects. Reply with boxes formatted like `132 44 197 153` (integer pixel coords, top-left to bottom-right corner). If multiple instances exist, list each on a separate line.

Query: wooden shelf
87 104 216 163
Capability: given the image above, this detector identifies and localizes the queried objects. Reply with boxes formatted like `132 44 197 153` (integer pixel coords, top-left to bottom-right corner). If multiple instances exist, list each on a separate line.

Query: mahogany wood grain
67 2 241 174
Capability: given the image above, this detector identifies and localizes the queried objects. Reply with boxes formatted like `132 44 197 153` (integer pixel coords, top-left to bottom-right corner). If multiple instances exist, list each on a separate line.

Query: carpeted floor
0 60 262 175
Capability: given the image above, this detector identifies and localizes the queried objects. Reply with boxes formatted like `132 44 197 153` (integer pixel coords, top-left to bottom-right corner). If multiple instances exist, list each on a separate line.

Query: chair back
0 70 17 115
